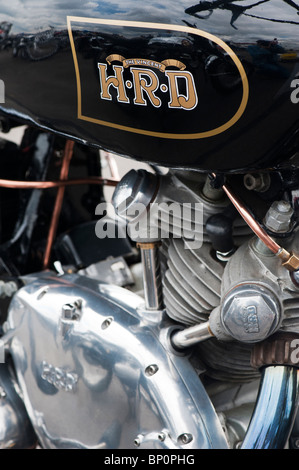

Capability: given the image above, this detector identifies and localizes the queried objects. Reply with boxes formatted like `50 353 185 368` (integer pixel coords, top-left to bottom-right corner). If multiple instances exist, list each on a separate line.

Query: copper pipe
222 183 280 254
0 146 119 269
43 140 74 269
211 173 299 271
0 176 119 189
211 173 281 254
105 152 120 180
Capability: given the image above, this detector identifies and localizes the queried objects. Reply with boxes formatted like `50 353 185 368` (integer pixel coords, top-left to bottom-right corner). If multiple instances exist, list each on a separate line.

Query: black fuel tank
0 0 298 172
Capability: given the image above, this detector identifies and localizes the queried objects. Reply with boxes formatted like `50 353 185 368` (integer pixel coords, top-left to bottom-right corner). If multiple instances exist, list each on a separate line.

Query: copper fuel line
210 172 299 272
42 141 121 269
0 139 119 270
43 139 74 269
0 176 119 189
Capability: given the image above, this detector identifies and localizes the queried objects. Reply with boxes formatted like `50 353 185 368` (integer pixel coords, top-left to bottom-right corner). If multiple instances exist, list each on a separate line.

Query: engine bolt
243 173 271 193
294 438 299 448
62 299 82 321
37 288 48 300
178 433 193 445
235 440 243 449
145 364 159 376
101 317 113 330
264 200 294 233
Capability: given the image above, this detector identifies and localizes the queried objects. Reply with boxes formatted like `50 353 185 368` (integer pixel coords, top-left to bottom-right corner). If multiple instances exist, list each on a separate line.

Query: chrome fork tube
137 242 163 311
241 366 299 449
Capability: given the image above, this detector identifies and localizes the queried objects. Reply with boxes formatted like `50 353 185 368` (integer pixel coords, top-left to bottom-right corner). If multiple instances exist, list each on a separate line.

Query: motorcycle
0 0 298 450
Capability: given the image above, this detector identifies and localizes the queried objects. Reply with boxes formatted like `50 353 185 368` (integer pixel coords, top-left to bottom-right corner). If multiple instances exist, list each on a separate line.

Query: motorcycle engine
155 171 299 382
4 163 299 449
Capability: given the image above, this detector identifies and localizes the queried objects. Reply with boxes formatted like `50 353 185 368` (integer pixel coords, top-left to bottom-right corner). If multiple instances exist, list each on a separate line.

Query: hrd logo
98 54 198 111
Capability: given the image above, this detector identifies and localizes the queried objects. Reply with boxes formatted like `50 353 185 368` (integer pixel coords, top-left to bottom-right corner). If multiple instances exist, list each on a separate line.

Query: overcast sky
0 0 297 44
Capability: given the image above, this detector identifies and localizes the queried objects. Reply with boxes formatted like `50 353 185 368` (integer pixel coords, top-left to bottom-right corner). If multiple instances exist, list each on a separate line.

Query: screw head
101 317 113 330
145 364 159 376
178 433 193 445
134 438 140 447
37 288 48 300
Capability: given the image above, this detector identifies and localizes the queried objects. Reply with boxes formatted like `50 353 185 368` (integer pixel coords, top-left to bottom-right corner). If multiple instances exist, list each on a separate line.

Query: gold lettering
165 70 198 110
98 63 129 103
131 68 161 108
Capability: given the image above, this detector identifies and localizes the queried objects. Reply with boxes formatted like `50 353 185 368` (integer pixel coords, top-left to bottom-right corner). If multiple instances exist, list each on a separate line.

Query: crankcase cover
6 273 227 449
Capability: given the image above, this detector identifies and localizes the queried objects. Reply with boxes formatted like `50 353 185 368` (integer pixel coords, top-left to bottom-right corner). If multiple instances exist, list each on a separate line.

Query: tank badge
67 17 249 139
98 54 198 111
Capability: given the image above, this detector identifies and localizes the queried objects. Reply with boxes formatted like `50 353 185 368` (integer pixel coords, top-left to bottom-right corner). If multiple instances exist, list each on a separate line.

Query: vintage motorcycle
0 0 298 450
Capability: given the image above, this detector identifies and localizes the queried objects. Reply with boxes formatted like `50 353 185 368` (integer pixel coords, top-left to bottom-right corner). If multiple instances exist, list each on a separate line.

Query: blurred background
0 124 153 203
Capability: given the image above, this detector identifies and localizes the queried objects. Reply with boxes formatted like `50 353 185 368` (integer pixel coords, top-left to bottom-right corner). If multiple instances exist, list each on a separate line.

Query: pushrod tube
241 366 299 449
137 242 163 311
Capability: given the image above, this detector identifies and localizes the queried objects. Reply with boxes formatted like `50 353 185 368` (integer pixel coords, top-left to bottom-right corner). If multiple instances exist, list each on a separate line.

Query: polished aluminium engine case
5 273 228 449
0 362 37 449
0 1 298 171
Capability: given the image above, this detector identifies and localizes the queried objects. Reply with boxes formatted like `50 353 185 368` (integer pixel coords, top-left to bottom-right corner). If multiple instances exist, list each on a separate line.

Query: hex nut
221 284 281 343
264 200 294 232
243 173 271 193
62 300 82 321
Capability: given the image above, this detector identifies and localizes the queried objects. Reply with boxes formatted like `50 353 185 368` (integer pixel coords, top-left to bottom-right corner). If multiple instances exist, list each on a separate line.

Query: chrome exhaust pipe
242 366 299 449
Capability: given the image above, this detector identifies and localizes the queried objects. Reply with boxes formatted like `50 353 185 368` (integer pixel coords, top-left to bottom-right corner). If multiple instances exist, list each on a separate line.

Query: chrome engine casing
5 272 228 449
0 362 37 449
